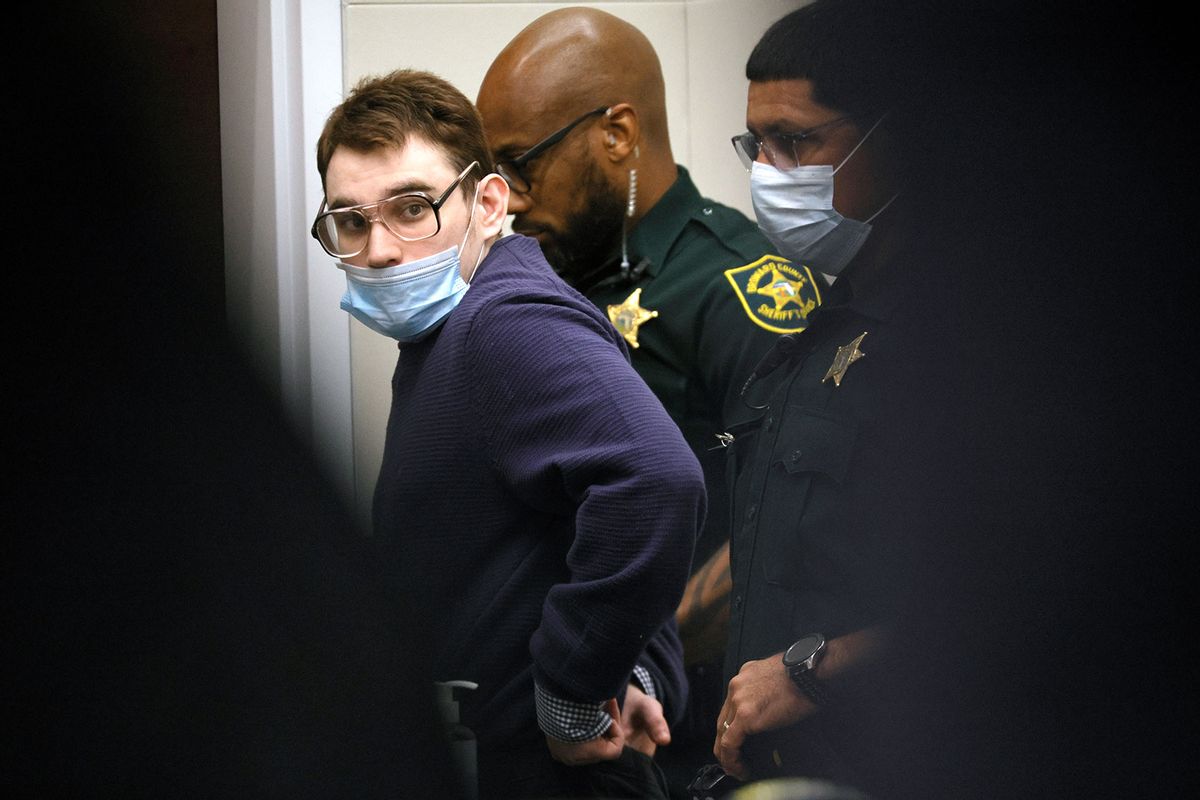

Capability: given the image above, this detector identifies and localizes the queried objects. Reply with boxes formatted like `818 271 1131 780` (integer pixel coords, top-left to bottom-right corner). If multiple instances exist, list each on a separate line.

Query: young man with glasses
477 12 823 794
313 68 704 799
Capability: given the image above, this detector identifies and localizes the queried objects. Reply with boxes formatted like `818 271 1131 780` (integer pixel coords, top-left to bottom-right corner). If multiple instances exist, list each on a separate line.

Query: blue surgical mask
337 189 484 343
750 116 892 278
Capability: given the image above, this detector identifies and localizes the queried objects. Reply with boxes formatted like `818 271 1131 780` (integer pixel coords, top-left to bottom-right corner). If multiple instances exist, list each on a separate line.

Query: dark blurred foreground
7 3 461 797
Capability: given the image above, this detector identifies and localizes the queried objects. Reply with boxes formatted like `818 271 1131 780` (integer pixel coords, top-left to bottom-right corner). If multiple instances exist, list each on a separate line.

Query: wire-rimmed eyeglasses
495 106 609 193
310 161 479 259
731 116 851 171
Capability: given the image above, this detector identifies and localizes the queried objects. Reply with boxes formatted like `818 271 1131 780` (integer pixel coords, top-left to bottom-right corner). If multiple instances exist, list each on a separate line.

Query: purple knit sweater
372 234 705 751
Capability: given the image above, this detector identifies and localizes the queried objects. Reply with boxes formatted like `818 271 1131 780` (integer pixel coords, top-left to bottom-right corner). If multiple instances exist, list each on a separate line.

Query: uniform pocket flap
774 409 856 484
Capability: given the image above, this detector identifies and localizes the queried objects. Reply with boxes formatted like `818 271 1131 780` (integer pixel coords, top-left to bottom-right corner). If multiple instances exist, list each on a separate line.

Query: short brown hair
316 69 492 196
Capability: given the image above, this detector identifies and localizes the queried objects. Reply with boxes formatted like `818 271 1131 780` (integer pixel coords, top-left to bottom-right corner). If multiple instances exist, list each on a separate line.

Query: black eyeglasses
310 161 479 259
731 116 851 171
495 106 609 192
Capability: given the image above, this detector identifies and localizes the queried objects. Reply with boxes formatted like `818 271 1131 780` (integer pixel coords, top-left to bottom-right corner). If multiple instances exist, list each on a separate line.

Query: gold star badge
822 331 868 387
607 287 658 349
754 267 809 313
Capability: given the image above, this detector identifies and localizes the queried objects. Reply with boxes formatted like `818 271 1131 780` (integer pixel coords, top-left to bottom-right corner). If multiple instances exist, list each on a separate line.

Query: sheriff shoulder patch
724 255 822 334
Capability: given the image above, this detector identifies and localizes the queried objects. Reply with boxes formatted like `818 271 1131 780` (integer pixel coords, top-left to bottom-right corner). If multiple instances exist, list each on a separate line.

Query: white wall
218 0 355 505
217 0 804 525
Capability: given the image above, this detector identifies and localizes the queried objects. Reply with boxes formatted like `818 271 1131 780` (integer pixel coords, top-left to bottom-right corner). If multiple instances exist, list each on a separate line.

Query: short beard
539 160 625 290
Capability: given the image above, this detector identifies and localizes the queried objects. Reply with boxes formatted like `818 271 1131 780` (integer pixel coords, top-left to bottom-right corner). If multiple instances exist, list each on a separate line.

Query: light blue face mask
337 189 483 343
750 116 892 278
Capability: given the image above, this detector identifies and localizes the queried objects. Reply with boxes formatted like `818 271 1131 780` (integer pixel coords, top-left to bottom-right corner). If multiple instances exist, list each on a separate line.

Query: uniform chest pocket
760 408 857 588
774 410 856 482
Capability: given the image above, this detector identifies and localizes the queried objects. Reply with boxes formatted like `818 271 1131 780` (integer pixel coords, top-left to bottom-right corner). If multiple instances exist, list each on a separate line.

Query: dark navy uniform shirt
722 248 950 780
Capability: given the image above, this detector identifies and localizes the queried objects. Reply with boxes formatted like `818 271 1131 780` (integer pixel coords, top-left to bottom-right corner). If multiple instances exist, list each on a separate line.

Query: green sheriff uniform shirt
584 166 824 567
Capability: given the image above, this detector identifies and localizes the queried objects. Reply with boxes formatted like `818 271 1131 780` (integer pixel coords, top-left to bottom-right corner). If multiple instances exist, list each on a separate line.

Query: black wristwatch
783 633 831 706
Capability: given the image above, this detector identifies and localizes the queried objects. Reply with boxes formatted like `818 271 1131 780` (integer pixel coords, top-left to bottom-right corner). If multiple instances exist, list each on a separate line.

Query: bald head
477 8 679 288
479 7 670 154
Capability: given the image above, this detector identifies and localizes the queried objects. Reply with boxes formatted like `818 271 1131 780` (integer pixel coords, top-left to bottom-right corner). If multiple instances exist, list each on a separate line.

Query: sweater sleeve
466 292 705 705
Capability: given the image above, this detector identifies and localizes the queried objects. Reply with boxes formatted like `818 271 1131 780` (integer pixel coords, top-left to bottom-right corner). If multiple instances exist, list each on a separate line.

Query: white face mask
750 116 890 278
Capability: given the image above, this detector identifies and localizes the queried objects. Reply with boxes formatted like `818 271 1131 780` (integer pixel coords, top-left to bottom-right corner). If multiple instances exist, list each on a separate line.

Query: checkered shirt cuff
534 682 613 742
630 664 658 699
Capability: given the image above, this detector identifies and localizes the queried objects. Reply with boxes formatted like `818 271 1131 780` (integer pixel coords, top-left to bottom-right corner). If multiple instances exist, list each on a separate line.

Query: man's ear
601 103 639 163
474 172 510 238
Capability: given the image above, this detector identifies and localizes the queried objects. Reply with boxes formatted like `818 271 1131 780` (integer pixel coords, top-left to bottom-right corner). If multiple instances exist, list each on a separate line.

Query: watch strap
787 662 832 706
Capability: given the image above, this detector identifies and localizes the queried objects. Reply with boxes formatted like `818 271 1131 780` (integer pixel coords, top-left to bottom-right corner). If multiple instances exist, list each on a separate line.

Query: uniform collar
817 244 915 325
582 166 700 293
621 165 704 279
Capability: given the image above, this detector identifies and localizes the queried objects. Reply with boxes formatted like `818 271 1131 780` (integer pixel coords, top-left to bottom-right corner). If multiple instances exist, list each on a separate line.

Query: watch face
785 634 825 666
